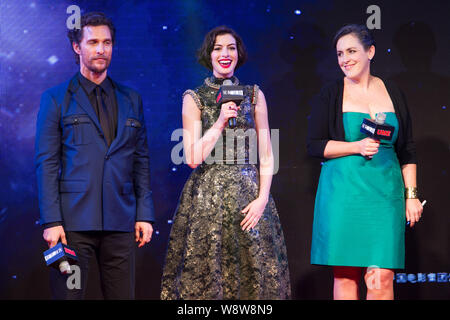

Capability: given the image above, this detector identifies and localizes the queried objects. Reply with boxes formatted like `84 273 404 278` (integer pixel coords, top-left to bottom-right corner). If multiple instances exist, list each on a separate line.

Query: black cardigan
306 78 417 165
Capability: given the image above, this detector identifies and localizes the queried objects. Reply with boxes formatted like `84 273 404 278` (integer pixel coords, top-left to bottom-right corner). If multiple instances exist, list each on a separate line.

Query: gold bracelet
405 187 418 199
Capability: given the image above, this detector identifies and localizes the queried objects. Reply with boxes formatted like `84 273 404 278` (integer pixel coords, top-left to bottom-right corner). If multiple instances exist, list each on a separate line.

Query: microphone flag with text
360 112 395 141
43 242 78 274
216 79 244 129
360 112 395 160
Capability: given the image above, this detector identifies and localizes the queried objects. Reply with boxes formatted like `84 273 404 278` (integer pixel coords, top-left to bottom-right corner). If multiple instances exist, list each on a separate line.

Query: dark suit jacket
35 73 155 232
306 78 417 165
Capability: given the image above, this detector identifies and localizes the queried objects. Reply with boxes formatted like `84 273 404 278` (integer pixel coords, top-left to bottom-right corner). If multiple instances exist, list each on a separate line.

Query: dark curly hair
197 25 248 70
333 24 376 50
67 12 116 64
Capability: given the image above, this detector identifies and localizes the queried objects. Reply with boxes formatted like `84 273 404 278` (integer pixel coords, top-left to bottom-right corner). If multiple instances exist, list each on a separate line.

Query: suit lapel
68 74 131 152
108 86 130 152
69 76 103 133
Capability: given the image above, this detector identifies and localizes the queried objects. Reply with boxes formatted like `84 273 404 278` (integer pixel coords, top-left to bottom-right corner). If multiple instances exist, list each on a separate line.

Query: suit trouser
50 231 135 300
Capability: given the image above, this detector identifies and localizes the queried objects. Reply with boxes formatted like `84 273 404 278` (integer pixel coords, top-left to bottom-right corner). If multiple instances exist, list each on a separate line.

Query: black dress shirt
78 72 118 147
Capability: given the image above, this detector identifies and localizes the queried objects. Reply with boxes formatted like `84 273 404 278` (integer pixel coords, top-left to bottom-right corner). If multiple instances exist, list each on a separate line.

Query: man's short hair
67 12 116 64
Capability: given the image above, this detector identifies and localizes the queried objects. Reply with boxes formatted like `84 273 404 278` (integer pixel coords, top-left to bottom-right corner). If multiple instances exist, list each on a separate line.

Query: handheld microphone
360 112 394 140
216 79 244 129
43 242 78 274
360 112 395 160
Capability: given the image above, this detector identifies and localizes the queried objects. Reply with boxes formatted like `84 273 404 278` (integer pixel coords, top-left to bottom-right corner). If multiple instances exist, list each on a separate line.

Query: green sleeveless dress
311 112 405 269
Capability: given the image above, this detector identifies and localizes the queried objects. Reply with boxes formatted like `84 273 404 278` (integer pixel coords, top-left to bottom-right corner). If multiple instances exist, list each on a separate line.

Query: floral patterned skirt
161 163 291 300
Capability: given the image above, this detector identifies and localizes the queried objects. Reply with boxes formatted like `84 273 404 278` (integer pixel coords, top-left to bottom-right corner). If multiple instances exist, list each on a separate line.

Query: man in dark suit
35 12 154 299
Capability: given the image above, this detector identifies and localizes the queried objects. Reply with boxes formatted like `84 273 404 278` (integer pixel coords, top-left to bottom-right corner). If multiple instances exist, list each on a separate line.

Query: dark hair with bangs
197 25 248 70
67 12 116 64
333 24 376 50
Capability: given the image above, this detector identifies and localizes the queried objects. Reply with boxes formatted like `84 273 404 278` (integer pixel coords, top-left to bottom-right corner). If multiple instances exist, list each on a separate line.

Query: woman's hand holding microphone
215 102 240 129
356 137 380 158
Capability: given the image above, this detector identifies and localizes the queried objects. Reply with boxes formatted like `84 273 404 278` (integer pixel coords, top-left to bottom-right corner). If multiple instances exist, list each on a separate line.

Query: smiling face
211 33 238 78
336 33 375 80
73 25 113 75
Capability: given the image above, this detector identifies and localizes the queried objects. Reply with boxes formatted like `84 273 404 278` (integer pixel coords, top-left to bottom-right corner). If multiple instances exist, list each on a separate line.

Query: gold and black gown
161 76 290 300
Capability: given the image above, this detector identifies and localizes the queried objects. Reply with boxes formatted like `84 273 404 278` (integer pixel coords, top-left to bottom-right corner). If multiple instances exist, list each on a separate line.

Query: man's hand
43 225 67 248
135 222 153 248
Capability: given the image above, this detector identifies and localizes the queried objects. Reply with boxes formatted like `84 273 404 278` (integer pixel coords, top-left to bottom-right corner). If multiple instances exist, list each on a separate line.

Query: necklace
204 76 239 89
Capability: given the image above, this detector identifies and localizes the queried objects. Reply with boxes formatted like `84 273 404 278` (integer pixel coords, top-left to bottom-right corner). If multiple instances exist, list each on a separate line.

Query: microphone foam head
375 112 386 124
59 261 71 274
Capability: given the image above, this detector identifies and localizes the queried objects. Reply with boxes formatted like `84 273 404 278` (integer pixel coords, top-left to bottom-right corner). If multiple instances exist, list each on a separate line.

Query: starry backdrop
0 0 449 299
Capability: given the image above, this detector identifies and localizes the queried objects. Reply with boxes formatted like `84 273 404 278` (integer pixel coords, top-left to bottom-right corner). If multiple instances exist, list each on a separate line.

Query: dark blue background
0 0 449 299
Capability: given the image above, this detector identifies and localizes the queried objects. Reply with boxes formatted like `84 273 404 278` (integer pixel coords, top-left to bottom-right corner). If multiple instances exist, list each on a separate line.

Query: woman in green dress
307 24 424 300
